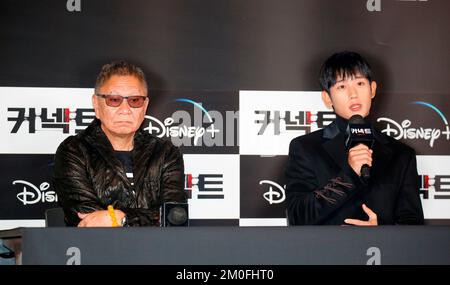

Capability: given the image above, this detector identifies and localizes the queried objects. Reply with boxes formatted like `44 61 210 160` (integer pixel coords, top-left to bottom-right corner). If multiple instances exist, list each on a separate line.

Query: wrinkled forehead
99 75 147 95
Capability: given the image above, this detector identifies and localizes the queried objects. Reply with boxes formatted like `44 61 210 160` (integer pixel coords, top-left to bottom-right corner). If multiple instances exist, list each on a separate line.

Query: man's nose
118 98 132 113
349 86 358 99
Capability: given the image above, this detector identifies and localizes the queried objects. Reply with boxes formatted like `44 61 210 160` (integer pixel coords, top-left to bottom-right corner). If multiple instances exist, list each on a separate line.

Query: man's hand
348 144 372 176
77 210 125 227
344 204 378 226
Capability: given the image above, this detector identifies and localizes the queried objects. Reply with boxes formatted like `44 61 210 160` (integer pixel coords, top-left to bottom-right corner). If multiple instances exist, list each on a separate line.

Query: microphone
345 115 374 179
161 202 189 227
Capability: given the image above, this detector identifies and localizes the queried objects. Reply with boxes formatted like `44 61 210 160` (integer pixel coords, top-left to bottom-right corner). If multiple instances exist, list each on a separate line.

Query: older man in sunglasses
53 61 186 227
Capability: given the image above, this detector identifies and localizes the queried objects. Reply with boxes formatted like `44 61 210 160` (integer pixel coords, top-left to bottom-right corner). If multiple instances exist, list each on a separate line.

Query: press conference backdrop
1 0 449 229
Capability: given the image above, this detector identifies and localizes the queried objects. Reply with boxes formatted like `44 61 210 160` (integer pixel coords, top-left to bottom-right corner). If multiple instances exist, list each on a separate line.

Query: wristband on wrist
107 205 119 227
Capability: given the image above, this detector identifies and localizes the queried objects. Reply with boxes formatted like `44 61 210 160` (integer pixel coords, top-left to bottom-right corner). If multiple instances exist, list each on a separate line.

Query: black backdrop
1 0 449 228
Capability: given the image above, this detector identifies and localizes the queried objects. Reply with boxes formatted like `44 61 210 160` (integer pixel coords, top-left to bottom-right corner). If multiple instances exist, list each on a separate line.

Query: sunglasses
95 94 148 108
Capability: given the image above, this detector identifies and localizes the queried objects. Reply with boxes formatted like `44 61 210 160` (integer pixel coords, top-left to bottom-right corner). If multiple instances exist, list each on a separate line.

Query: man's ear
370 81 377 99
92 94 100 119
321 91 333 109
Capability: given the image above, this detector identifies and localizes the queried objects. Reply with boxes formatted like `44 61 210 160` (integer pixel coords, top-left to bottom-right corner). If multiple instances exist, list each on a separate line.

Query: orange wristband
107 205 119 227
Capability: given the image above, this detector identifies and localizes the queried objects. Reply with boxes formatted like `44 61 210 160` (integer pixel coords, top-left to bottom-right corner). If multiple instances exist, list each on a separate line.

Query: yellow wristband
107 205 119 227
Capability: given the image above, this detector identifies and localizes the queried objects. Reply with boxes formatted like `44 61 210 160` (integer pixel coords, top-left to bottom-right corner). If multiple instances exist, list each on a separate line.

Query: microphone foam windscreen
349 114 365 124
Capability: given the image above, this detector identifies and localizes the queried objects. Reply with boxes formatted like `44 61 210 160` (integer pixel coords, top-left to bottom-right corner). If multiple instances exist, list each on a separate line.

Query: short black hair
319 51 373 94
95 60 148 95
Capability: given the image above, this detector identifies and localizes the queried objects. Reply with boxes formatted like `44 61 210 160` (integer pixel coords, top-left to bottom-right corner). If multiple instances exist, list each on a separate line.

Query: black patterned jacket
53 118 186 226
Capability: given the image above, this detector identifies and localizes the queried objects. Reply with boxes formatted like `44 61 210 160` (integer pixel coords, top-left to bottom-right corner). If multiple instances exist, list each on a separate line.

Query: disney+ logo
259 180 286 205
12 180 58 205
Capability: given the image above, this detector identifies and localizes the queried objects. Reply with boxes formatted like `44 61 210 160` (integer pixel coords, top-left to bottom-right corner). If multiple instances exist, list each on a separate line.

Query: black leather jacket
53 119 186 226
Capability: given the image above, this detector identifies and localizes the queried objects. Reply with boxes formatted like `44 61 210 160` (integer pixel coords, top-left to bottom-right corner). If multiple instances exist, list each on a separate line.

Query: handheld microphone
161 202 189 227
345 115 374 179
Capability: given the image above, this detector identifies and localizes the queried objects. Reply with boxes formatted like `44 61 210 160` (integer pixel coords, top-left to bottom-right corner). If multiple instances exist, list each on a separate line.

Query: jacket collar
323 118 390 143
323 120 341 140
322 121 347 169
81 119 151 188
